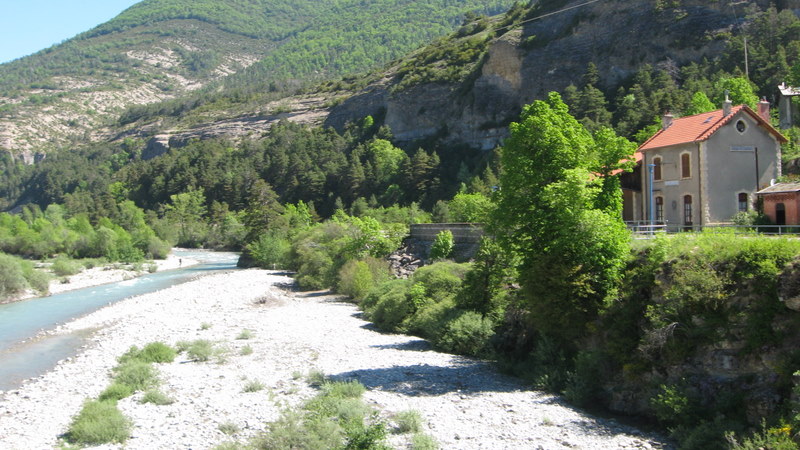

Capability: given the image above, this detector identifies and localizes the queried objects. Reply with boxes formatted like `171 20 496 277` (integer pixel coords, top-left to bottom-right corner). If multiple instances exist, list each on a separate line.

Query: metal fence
625 221 800 237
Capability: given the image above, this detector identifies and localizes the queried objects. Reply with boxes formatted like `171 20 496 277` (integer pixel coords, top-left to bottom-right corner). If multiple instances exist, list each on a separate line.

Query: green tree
164 188 207 247
493 92 632 343
448 192 493 223
713 77 759 109
684 91 716 116
243 180 284 242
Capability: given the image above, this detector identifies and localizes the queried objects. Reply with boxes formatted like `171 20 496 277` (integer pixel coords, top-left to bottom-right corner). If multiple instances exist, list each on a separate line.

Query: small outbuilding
756 182 800 225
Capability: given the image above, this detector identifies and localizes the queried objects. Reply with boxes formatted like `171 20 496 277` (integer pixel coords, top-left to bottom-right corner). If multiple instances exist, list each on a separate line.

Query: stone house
630 98 786 229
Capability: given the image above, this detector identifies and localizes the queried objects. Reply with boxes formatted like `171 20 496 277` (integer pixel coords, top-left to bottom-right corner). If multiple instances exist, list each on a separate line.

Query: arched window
683 195 693 226
655 196 664 222
653 156 662 181
681 153 691 178
738 193 748 212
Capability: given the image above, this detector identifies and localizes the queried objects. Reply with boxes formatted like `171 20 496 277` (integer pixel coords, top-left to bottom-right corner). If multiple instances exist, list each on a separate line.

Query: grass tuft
236 329 254 340
411 432 439 449
306 369 326 387
98 382 134 402
218 421 241 435
65 400 131 445
240 345 253 356
118 342 177 364
140 389 174 405
395 410 424 434
113 360 158 391
243 379 266 393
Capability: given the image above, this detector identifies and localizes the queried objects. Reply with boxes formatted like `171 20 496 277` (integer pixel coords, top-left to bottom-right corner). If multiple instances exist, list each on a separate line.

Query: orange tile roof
638 105 786 152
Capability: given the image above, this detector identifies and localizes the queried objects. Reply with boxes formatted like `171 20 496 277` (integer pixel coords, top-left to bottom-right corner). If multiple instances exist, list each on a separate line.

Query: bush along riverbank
292 225 800 448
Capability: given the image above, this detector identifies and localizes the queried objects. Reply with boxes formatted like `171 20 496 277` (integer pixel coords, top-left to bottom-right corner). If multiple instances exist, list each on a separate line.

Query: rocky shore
0 269 670 449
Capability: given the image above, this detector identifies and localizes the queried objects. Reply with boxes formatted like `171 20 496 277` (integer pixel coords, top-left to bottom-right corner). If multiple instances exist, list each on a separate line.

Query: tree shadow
370 339 433 352
330 361 525 396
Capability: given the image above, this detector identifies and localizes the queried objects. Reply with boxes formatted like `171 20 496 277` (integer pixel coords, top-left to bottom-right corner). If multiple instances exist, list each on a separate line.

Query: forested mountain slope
328 0 800 149
0 0 515 156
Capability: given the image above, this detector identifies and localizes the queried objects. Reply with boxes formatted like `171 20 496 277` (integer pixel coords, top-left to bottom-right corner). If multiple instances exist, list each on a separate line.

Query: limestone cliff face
327 0 773 150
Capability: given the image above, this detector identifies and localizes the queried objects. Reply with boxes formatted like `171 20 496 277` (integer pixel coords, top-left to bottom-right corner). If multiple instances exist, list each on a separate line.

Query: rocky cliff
326 0 788 150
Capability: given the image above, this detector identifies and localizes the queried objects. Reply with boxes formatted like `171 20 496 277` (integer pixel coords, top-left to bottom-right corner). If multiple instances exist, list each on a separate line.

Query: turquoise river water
0 250 239 391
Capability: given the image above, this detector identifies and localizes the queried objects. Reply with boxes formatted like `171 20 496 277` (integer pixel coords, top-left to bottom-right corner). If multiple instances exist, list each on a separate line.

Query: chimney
723 91 732 117
758 97 770 122
662 111 673 130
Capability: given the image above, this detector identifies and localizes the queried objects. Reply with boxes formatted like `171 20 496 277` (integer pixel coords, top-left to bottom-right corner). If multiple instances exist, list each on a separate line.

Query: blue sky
0 0 141 64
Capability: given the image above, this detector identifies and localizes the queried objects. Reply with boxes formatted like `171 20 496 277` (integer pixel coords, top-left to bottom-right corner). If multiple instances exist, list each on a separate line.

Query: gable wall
704 112 781 223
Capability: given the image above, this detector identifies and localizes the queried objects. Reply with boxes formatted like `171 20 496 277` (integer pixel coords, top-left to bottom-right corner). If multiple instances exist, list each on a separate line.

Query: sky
0 0 142 64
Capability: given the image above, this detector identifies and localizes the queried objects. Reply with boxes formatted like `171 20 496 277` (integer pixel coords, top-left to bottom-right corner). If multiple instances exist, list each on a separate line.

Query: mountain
107 0 800 157
327 0 800 149
0 0 516 158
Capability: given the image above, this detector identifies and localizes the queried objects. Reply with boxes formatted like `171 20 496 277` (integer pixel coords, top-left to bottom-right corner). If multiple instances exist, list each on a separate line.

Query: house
631 97 786 230
756 182 800 225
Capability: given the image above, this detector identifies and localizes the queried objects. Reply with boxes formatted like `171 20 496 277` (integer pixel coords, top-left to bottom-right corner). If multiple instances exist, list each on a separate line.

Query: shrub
243 379 266 393
411 433 439 450
98 382 134 402
146 236 172 260
429 230 454 260
307 370 327 387
403 296 458 340
255 410 343 449
411 262 469 300
364 280 413 332
51 257 82 276
200 322 212 330
140 389 174 405
218 421 241 435
246 232 291 269
651 383 694 427
435 310 495 357
563 351 605 407
185 339 217 362
236 329 254 340
240 345 254 356
21 263 50 294
338 259 375 302
394 410 423 434
119 342 177 364
65 400 131 445
322 380 366 399
113 360 158 391
0 253 30 297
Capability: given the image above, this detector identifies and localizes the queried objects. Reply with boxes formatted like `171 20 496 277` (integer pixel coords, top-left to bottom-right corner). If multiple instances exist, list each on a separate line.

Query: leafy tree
713 77 759 109
429 230 454 260
493 92 632 343
448 192 494 223
164 188 208 247
684 91 716 116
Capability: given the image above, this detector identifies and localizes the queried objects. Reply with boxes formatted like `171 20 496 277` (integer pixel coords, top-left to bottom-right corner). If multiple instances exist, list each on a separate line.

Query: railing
625 221 800 236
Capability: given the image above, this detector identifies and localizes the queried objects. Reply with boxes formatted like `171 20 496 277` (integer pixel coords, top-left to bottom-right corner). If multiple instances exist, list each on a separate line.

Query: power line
511 0 603 28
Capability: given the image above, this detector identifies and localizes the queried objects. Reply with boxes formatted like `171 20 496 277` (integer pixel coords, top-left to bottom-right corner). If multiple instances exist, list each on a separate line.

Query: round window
736 120 746 133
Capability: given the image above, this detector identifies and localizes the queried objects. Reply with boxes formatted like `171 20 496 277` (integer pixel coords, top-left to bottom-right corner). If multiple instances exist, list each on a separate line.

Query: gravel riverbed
0 269 671 449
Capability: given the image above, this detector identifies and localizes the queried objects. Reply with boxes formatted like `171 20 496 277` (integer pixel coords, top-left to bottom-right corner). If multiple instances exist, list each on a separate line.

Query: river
0 250 239 391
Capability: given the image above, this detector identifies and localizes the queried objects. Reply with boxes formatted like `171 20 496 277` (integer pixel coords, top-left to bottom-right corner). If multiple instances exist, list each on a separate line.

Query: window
655 196 664 222
681 153 691 178
736 120 746 133
738 193 748 212
683 195 693 226
653 156 662 181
